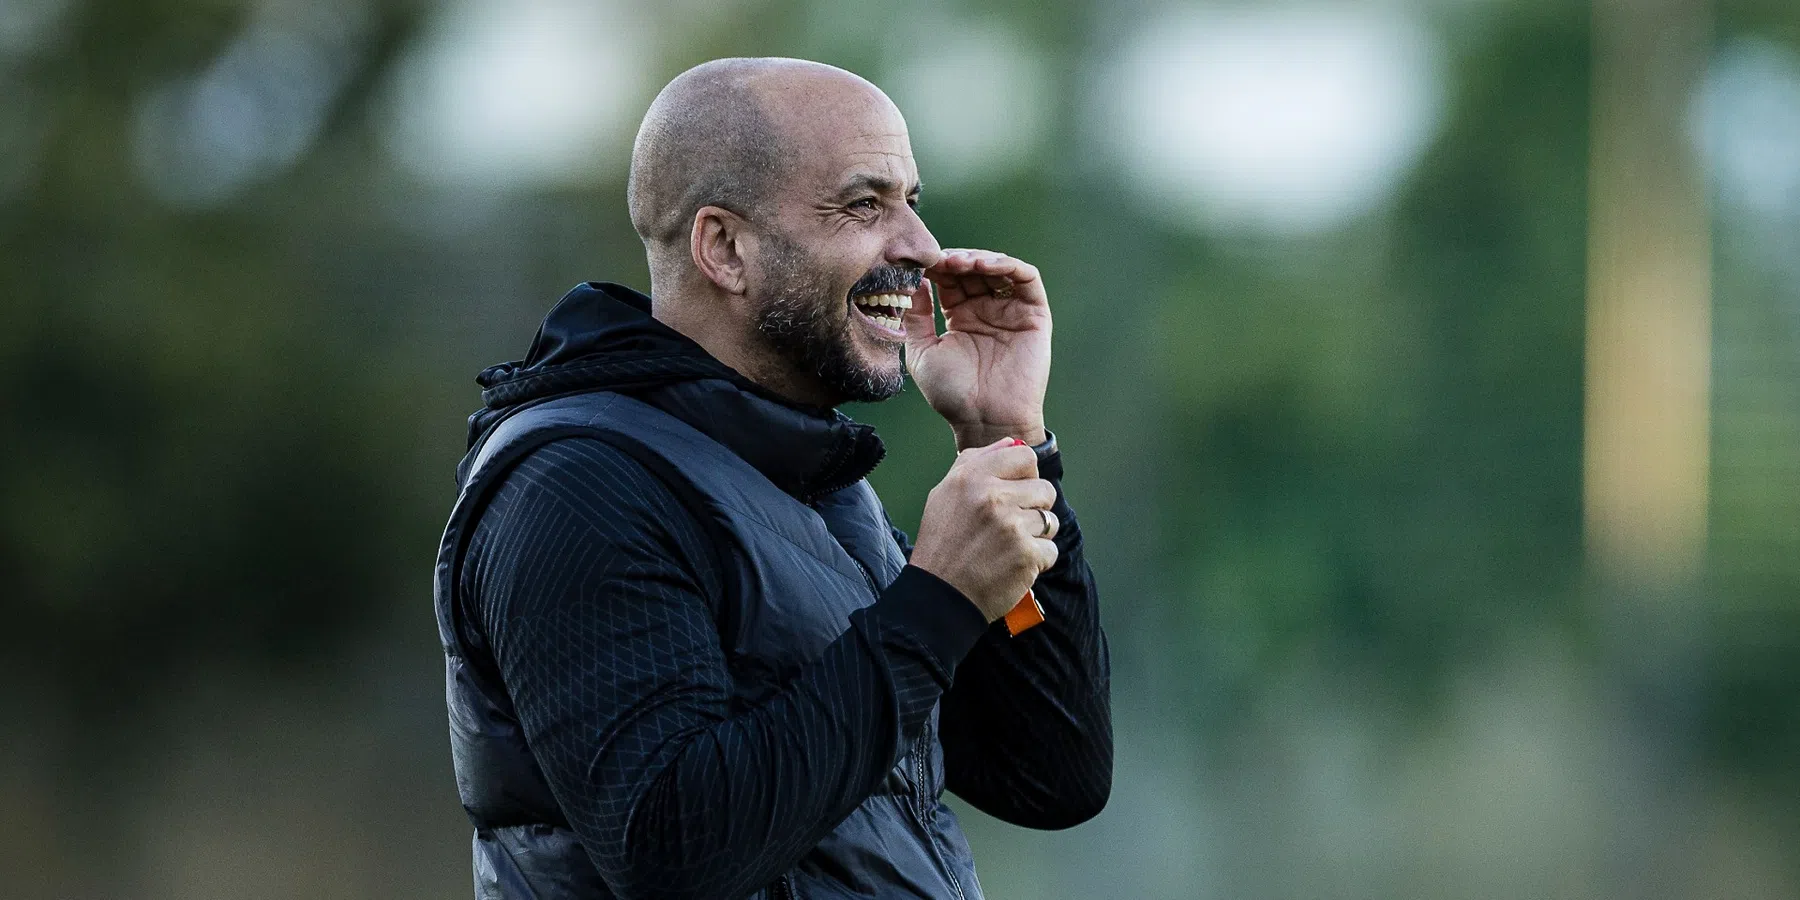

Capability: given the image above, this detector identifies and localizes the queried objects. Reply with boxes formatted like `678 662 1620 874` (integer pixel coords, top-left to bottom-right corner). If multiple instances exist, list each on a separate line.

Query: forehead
775 88 918 194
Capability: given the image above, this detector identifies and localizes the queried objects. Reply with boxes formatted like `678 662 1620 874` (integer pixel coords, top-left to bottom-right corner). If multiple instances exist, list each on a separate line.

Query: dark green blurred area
4 1 1799 897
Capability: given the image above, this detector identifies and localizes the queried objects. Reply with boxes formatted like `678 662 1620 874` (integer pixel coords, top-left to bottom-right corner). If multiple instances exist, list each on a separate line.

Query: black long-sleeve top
460 436 1110 899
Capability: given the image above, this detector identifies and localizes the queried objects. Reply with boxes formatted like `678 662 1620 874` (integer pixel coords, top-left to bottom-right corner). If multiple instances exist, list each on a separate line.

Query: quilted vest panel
434 391 981 900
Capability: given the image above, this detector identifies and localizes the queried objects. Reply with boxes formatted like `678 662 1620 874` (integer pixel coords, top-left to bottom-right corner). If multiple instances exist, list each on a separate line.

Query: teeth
851 292 913 332
852 292 913 311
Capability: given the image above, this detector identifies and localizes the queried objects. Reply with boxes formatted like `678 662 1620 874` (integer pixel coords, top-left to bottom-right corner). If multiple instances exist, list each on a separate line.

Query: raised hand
903 249 1051 450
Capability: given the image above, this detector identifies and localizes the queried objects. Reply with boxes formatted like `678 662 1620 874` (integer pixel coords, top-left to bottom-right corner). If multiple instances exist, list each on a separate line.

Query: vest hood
464 282 886 500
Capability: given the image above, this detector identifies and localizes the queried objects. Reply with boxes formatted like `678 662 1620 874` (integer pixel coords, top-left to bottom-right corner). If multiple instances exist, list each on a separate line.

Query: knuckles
926 465 1053 576
979 492 1008 519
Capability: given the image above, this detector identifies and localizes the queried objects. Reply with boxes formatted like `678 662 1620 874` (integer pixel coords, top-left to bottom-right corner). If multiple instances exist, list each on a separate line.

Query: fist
909 438 1060 621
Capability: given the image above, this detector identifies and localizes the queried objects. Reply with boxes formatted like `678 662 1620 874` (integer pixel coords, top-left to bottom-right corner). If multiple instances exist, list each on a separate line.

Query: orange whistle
1004 588 1045 636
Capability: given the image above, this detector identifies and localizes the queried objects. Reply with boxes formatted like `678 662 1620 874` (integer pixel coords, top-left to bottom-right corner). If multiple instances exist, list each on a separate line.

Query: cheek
814 234 889 290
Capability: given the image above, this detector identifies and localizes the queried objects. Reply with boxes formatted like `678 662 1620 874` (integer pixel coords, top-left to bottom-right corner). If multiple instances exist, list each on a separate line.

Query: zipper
816 503 965 899
910 716 967 900
914 738 928 824
925 806 967 900
798 422 885 502
913 720 933 822
844 550 882 601
931 808 968 900
944 859 967 900
771 873 796 900
807 495 883 604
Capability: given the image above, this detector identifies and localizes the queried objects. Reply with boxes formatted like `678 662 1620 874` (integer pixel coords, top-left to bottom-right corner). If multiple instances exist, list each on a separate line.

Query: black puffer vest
433 284 983 899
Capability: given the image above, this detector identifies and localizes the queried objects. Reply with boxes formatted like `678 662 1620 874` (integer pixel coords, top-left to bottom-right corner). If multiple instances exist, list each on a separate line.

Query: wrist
951 422 1047 451
877 566 992 665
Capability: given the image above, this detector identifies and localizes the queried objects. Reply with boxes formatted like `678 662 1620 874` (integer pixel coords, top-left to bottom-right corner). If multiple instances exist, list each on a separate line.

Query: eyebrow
833 174 923 201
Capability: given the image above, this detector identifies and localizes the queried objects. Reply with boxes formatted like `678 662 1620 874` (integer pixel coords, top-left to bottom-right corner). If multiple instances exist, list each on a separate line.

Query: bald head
626 57 938 407
627 58 894 262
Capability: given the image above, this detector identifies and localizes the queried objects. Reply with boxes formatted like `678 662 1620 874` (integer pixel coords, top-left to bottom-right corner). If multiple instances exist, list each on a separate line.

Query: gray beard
753 232 905 404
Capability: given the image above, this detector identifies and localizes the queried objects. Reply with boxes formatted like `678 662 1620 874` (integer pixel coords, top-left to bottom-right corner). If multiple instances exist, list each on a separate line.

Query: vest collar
642 378 885 500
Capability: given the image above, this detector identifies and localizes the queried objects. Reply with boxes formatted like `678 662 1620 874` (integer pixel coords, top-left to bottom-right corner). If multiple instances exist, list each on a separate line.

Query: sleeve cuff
1031 429 1061 477
873 565 990 673
1034 432 1075 542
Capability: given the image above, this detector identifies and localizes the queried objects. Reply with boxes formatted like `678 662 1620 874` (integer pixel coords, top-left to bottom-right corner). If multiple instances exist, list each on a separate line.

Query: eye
848 197 880 211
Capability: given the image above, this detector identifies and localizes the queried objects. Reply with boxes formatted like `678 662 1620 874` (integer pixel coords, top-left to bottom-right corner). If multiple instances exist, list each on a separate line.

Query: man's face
743 91 941 406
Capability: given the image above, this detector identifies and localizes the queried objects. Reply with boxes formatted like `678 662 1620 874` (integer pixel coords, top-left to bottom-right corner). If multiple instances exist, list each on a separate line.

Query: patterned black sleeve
893 449 1115 828
462 437 988 900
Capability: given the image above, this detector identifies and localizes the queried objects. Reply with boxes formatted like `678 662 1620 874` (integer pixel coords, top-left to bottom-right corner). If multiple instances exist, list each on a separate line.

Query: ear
690 206 751 295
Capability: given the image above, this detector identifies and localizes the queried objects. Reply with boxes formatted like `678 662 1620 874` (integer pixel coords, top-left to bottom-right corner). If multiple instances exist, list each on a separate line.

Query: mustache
847 266 923 298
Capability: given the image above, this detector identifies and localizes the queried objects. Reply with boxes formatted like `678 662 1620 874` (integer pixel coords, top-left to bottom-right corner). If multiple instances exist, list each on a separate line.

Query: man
433 58 1111 899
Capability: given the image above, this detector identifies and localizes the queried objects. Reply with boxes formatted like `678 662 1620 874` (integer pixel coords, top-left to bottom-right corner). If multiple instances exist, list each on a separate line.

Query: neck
650 281 838 410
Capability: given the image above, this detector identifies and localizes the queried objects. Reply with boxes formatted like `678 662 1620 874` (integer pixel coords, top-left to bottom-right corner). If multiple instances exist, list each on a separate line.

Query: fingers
955 441 1039 480
1031 536 1060 573
928 252 1002 302
994 477 1057 510
926 249 1044 308
932 249 1041 284
956 435 1031 459
958 435 1022 456
1013 505 1059 540
902 279 938 345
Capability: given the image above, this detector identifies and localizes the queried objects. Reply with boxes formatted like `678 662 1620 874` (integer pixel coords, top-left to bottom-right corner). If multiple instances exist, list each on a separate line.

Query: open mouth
849 292 912 334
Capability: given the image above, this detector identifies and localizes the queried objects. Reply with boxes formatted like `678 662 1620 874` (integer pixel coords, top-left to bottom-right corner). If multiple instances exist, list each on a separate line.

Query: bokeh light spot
1096 6 1447 235
130 0 370 209
1692 37 1800 225
380 0 650 190
884 22 1052 189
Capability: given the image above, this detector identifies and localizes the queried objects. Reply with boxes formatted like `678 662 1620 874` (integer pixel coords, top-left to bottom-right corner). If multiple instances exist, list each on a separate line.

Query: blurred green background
4 0 1799 897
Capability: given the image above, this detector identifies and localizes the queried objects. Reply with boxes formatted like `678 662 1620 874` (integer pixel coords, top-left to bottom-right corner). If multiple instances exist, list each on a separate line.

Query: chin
836 352 906 404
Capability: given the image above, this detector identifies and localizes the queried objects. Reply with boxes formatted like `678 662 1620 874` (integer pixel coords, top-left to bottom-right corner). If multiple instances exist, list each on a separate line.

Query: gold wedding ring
1038 508 1058 539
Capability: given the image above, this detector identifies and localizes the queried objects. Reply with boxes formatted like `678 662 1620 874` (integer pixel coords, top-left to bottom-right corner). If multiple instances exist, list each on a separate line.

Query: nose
889 203 942 270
